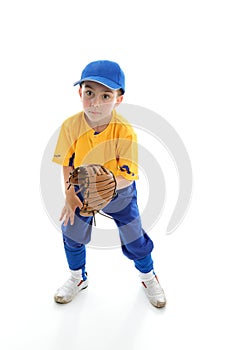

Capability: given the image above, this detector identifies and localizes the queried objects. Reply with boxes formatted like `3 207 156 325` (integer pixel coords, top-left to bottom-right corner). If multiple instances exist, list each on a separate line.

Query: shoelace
143 278 164 296
59 278 81 294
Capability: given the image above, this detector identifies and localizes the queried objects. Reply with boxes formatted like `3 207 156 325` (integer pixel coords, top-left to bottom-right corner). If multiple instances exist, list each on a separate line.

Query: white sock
70 269 82 281
139 270 155 282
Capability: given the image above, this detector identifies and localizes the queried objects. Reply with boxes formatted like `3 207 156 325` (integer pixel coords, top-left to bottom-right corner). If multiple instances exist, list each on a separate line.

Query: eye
102 93 112 100
85 90 94 97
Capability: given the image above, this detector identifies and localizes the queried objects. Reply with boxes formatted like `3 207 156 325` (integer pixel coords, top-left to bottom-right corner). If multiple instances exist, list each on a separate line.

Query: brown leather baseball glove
67 164 117 217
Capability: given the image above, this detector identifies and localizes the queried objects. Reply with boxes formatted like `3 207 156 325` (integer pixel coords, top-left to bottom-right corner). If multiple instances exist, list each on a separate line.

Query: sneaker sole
150 299 166 308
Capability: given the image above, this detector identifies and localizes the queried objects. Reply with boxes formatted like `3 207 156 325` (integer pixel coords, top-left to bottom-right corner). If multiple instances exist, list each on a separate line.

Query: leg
54 208 93 304
134 253 154 273
61 205 93 268
103 182 166 308
63 237 87 279
61 207 93 245
103 182 154 265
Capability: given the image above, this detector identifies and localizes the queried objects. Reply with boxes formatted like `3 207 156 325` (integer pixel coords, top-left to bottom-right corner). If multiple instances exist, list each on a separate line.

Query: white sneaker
54 269 88 304
140 271 166 308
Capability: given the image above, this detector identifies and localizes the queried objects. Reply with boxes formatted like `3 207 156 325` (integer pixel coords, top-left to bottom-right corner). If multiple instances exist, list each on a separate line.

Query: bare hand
60 193 83 226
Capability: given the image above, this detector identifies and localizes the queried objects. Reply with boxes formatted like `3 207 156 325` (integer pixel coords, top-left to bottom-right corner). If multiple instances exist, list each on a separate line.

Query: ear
115 94 124 108
78 86 82 98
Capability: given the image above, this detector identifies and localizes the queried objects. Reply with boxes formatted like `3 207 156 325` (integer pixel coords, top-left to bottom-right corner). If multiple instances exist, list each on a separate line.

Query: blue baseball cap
73 60 125 93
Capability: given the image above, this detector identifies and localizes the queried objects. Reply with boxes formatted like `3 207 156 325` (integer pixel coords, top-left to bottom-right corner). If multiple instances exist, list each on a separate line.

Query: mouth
88 110 102 116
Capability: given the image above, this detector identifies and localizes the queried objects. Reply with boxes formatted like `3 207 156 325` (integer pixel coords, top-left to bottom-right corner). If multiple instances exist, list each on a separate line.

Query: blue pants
62 182 154 275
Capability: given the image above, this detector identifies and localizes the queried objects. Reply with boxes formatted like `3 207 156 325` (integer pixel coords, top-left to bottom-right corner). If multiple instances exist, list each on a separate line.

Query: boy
52 60 166 308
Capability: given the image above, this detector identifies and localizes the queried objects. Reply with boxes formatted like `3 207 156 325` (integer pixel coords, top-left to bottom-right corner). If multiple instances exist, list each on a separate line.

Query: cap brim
73 76 123 91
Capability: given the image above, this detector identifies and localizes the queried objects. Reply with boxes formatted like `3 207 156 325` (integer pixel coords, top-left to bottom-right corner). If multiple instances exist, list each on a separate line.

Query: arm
59 166 83 226
115 127 139 183
116 175 133 189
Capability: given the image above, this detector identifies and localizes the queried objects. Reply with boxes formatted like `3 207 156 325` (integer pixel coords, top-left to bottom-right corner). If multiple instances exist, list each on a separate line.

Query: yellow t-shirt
52 109 138 181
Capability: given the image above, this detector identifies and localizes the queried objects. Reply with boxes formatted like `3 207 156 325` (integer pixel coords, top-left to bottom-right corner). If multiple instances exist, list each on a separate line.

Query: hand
60 192 83 226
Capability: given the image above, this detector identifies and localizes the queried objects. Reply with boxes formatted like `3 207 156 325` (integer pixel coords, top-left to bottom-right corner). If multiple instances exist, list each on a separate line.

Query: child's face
79 81 123 123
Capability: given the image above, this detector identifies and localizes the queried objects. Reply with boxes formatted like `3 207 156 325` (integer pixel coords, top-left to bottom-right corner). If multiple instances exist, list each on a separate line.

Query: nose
91 95 101 107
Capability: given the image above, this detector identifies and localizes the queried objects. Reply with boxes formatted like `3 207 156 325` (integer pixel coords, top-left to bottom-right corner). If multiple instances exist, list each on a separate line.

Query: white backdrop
0 1 232 349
